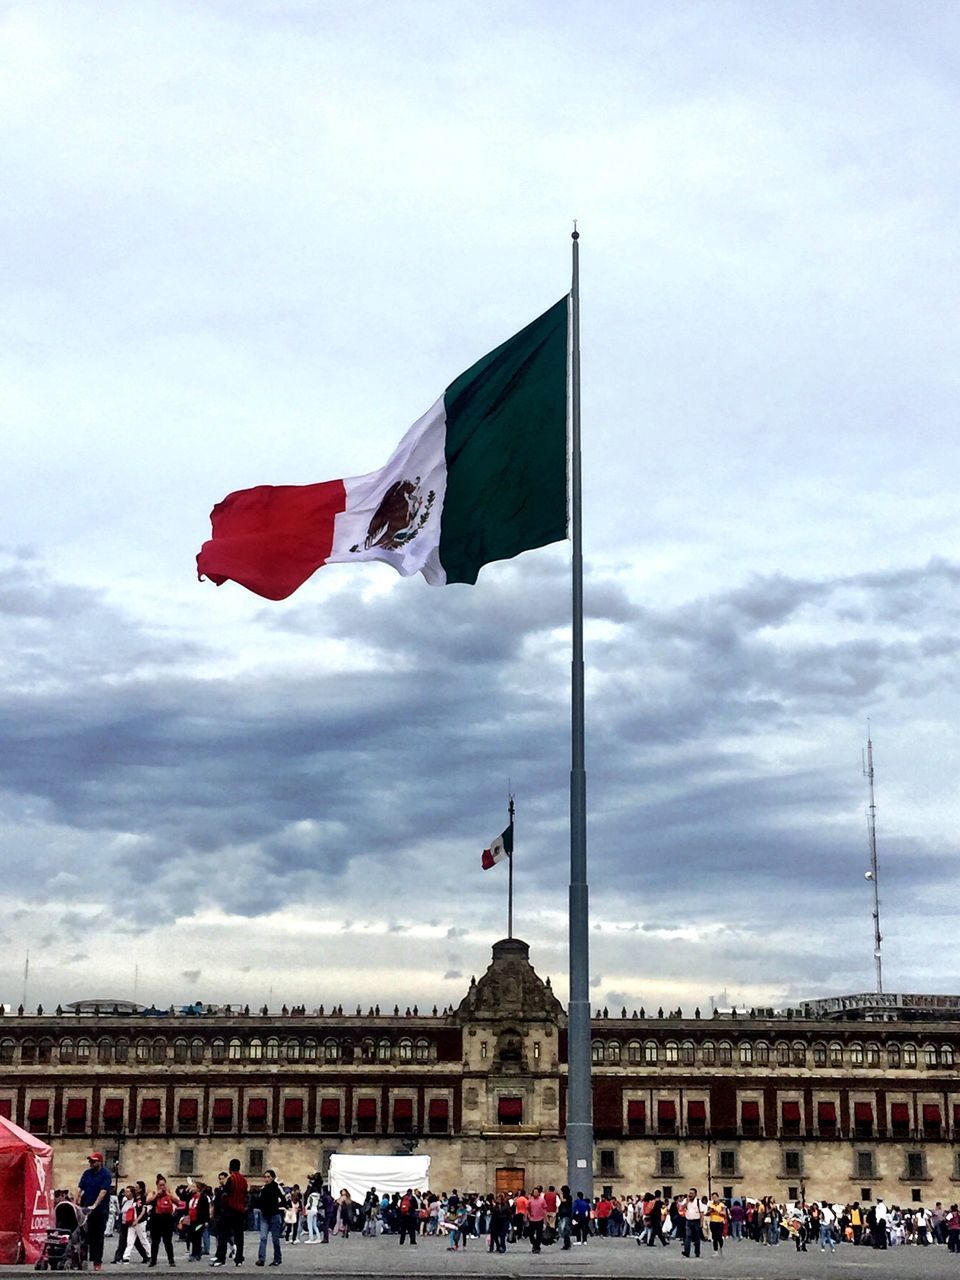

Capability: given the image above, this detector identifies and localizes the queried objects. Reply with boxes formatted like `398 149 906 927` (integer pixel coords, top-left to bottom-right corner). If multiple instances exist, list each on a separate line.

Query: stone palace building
2 937 959 1201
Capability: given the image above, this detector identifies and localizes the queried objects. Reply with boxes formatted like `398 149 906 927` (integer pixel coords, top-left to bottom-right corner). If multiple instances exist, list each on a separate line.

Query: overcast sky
2 0 959 1016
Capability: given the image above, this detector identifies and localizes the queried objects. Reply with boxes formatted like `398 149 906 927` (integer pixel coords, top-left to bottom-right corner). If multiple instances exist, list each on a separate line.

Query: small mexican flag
482 821 514 870
197 298 568 597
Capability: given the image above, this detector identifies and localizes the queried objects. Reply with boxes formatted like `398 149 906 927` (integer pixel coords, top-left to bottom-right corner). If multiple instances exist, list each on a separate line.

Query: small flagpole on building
567 223 594 1196
507 792 515 940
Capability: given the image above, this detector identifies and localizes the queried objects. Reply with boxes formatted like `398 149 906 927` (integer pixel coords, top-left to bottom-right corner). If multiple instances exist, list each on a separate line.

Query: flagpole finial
572 219 579 241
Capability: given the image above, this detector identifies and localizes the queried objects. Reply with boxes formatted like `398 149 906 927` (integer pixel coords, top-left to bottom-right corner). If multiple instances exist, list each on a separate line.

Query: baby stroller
35 1200 88 1270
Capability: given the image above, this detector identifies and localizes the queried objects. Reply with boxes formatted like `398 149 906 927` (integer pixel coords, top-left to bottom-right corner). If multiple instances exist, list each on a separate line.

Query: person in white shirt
681 1188 704 1259
817 1202 836 1252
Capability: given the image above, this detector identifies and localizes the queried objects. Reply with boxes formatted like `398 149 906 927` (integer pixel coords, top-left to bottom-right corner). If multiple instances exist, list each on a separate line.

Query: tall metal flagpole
567 226 593 1195
507 792 515 940
863 730 883 994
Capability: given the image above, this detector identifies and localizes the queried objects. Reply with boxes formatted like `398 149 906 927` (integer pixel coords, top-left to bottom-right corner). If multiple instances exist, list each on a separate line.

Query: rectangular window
139 1098 161 1132
427 1098 449 1135
658 1149 676 1176
687 1099 706 1135
817 1100 837 1136
718 1150 736 1175
65 1098 87 1133
626 1100 646 1136
741 1100 760 1136
247 1098 268 1130
0 1100 12 1121
356 1097 377 1133
177 1098 199 1131
906 1152 924 1180
657 1099 676 1134
599 1148 616 1173
102 1098 124 1132
781 1100 801 1137
177 1148 194 1176
783 1149 802 1175
498 1096 523 1126
283 1098 304 1132
890 1102 910 1137
856 1150 875 1179
854 1101 874 1138
922 1103 941 1138
319 1098 340 1133
212 1098 234 1131
27 1099 49 1132
248 1149 264 1176
392 1097 414 1133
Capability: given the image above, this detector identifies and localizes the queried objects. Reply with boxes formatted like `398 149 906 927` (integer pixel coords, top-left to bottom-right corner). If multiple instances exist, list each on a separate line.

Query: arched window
97 1039 113 1064
211 1039 226 1063
398 1039 414 1062
643 1041 658 1065
59 1039 75 1064
76 1038 92 1063
591 1041 604 1064
173 1039 188 1064
151 1039 167 1064
681 1040 695 1066
415 1039 430 1062
227 1039 243 1062
248 1039 263 1062
341 1039 355 1064
739 1042 753 1066
135 1039 150 1063
903 1043 917 1067
813 1042 826 1066
190 1039 205 1065
0 1039 15 1065
285 1040 301 1062
664 1042 679 1064
755 1042 770 1066
829 1042 843 1066
866 1042 880 1067
20 1041 37 1065
941 1044 954 1067
776 1042 790 1067
114 1039 129 1065
361 1039 376 1063
701 1042 716 1066
608 1041 622 1064
627 1040 642 1064
38 1039 54 1064
792 1042 806 1067
302 1038 317 1062
850 1042 864 1067
718 1041 733 1066
887 1043 901 1068
924 1043 937 1068
266 1038 280 1062
377 1039 391 1062
324 1039 339 1063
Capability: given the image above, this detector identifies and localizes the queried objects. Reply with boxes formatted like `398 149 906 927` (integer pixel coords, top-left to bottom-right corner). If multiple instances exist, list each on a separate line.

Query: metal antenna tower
862 729 883 994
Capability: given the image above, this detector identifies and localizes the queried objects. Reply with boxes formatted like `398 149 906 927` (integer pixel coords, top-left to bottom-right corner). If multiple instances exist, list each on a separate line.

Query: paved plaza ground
6 1236 958 1279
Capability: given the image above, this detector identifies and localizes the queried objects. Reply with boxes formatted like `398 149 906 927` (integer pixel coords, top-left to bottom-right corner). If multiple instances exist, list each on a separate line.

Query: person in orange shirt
512 1190 529 1242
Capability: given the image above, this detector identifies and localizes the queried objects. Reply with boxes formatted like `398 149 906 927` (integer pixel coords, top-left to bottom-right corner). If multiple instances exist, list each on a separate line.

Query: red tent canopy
0 1115 54 1263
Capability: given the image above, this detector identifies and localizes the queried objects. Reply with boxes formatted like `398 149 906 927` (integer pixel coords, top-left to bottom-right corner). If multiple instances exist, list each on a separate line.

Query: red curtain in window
65 1099 87 1121
891 1102 910 1125
687 1100 706 1121
320 1099 340 1119
627 1101 646 1121
28 1100 49 1121
178 1098 198 1121
0 1100 11 1120
854 1102 873 1122
498 1096 523 1121
103 1099 123 1121
247 1098 268 1121
212 1099 233 1120
428 1099 448 1119
356 1098 377 1119
781 1101 801 1122
922 1103 941 1126
140 1099 161 1121
393 1098 413 1121
741 1100 760 1122
283 1098 303 1120
817 1101 837 1124
953 1103 960 1131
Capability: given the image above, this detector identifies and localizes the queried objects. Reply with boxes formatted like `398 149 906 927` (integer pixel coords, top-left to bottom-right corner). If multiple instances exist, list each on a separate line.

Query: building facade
2 937 959 1202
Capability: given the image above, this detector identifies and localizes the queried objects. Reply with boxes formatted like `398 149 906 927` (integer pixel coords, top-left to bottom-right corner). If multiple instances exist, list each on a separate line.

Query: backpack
400 1195 412 1215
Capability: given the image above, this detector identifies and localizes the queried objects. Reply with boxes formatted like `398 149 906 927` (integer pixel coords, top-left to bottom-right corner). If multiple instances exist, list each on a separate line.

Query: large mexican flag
197 297 569 597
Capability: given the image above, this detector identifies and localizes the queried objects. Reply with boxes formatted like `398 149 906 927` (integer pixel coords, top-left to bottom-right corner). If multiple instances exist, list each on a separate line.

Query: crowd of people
74 1151 960 1269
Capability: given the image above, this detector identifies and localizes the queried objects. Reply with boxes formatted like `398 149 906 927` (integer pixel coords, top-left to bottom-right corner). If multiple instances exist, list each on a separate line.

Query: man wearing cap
79 1151 113 1271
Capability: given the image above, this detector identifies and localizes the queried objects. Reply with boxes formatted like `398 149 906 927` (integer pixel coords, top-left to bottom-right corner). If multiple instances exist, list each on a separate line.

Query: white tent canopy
327 1154 431 1204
